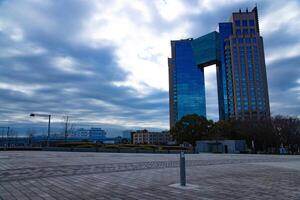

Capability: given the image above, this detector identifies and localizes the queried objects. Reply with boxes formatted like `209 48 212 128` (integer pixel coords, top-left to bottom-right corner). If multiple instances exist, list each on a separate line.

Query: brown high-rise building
220 7 270 120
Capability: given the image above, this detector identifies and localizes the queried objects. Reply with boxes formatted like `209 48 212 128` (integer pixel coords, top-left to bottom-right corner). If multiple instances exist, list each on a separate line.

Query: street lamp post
64 116 69 143
47 115 51 147
7 127 10 148
30 113 51 147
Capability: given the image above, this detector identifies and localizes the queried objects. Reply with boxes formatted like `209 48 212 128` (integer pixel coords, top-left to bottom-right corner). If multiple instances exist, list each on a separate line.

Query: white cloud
88 98 120 111
0 21 24 42
0 44 47 58
51 56 93 76
290 79 300 100
265 43 300 65
76 112 169 129
260 1 300 36
154 0 187 21
195 0 247 13
0 82 43 96
78 0 191 95
0 20 48 57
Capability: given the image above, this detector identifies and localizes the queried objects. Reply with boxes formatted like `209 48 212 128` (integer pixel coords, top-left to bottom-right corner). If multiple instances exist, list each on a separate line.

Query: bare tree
272 115 300 153
7 128 18 147
26 128 36 146
61 116 76 143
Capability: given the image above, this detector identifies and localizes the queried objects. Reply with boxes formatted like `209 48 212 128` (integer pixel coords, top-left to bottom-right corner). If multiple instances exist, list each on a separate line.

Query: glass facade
191 31 220 67
169 39 206 127
218 23 233 120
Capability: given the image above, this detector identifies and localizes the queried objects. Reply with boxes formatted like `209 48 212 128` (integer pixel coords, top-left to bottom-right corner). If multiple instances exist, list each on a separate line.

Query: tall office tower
168 39 206 128
219 7 270 120
168 7 270 128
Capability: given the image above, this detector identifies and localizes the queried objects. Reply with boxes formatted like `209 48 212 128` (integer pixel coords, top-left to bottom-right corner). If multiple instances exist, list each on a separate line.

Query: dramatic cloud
0 0 299 135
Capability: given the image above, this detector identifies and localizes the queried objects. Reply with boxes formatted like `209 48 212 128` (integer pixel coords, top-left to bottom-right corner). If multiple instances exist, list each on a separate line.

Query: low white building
132 130 171 145
196 140 247 153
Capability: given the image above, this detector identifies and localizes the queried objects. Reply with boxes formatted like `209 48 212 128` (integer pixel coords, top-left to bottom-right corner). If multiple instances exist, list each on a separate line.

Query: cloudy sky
0 0 299 134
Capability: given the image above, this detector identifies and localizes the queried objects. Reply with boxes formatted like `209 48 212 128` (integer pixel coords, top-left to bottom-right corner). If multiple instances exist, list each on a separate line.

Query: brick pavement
0 151 299 200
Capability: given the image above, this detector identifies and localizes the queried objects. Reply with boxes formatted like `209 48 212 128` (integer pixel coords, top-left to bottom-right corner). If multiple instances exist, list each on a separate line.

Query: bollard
180 151 186 186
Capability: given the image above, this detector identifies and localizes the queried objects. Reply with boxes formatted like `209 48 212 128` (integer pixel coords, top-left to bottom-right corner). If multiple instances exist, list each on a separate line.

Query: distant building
70 128 89 137
122 130 133 142
132 130 171 145
196 140 247 153
89 128 107 139
57 127 107 142
14 127 109 145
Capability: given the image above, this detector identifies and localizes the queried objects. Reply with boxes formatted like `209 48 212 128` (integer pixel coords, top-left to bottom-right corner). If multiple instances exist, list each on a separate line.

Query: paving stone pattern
0 151 299 200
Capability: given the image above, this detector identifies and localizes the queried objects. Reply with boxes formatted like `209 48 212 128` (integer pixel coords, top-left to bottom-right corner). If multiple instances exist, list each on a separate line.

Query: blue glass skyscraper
169 32 220 127
169 7 270 127
168 39 206 128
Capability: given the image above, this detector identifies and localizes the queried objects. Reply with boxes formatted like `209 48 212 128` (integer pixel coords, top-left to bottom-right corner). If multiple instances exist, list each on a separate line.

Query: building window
249 20 255 26
236 29 241 35
250 29 255 34
243 29 248 34
235 20 241 27
242 20 248 26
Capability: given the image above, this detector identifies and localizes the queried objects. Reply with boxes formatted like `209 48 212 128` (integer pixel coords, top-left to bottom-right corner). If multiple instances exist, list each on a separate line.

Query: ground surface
0 151 299 200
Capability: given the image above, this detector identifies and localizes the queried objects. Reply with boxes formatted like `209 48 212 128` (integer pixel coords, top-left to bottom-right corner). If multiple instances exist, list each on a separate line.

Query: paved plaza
0 151 299 200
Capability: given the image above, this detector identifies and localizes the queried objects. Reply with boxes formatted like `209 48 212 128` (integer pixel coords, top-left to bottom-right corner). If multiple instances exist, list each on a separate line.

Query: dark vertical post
6 127 10 148
1 129 3 147
64 116 68 143
252 140 255 153
47 115 51 147
180 151 186 186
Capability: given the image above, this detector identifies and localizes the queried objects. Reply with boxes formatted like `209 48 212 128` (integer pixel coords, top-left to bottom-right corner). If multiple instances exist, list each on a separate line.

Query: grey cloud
0 0 299 135
0 0 169 133
267 56 300 116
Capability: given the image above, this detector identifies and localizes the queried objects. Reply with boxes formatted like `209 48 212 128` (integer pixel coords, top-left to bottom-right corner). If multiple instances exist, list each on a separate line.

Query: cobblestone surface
0 151 299 200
